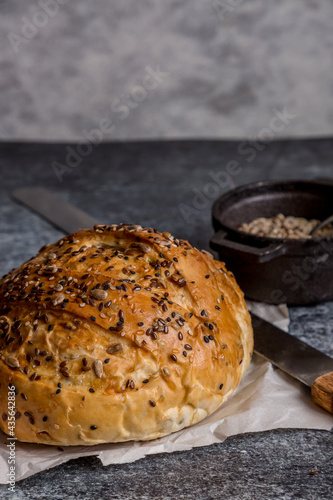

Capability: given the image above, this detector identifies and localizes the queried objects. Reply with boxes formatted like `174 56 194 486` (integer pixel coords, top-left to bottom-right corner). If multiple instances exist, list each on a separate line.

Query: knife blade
11 187 333 413
251 312 333 387
12 187 99 234
251 312 333 413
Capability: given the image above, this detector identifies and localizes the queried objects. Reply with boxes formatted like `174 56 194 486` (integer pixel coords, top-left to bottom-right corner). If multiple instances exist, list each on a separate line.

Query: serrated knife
11 187 333 414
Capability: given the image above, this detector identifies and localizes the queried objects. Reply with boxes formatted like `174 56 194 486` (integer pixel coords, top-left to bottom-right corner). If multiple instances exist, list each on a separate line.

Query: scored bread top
0 224 253 445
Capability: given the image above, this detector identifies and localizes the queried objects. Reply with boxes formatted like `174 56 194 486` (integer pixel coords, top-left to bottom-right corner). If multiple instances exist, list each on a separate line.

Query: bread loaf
0 224 253 446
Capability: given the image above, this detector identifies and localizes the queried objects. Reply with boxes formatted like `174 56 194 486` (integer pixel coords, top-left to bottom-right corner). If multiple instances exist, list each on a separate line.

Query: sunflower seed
44 265 58 274
46 253 57 261
137 243 150 253
90 289 108 301
93 360 103 378
5 356 20 369
51 293 65 306
162 367 171 377
106 343 124 354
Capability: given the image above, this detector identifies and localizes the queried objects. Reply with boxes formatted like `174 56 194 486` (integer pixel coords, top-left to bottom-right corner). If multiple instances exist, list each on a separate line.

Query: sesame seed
149 399 156 407
56 388 61 394
143 379 149 383
203 336 209 343
91 316 96 321
205 275 210 279
43 416 48 422
208 335 214 340
89 388 95 393
170 354 177 362
90 425 97 430
219 384 223 390
208 324 214 330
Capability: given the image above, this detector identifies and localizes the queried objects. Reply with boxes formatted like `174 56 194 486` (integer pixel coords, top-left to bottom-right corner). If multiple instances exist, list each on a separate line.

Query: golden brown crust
0 224 253 445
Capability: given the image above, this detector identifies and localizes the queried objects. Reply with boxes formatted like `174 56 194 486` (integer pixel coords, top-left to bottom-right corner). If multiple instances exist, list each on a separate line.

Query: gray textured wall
1 0 333 141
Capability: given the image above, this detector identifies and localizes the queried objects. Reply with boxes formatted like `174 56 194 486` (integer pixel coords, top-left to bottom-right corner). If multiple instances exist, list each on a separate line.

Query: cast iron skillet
210 179 333 305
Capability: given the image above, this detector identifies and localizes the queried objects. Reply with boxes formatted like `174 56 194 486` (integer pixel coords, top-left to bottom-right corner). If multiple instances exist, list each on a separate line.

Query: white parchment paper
0 303 331 483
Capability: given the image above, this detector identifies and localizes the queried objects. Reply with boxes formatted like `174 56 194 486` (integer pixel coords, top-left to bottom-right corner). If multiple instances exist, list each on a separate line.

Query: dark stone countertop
0 139 332 499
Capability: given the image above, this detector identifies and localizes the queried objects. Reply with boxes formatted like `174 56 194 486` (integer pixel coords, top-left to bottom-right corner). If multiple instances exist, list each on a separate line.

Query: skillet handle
210 230 285 263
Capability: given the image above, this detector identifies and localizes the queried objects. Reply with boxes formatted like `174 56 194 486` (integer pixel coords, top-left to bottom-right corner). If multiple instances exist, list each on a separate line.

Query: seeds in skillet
93 360 103 378
90 289 107 301
5 356 20 369
106 343 124 354
238 213 333 239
